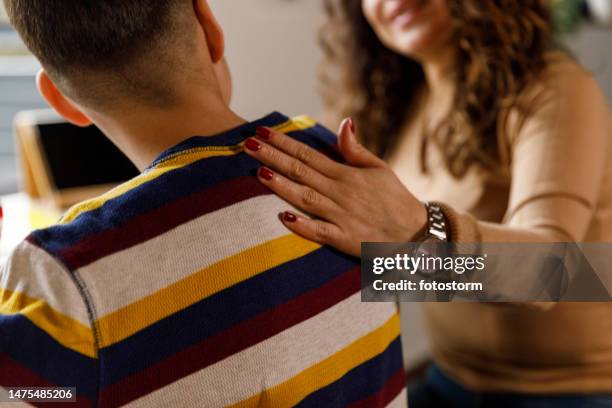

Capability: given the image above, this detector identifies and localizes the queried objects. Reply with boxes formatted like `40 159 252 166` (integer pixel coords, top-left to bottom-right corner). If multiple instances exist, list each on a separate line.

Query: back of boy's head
4 0 197 110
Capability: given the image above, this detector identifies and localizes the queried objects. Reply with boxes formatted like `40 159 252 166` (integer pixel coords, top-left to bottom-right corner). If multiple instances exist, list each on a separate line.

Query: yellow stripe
230 314 401 408
0 288 96 358
97 234 321 348
59 116 317 225
276 115 317 133
153 116 317 168
59 148 240 225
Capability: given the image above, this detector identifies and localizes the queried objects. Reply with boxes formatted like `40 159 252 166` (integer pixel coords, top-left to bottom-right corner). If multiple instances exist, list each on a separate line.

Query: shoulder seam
26 236 102 407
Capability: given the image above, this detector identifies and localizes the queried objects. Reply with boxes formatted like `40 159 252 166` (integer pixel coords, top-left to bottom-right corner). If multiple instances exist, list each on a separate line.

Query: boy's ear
193 0 225 63
36 70 93 128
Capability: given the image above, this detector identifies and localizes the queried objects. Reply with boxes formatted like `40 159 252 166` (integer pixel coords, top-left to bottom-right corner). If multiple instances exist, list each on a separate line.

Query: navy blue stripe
308 123 340 147
0 315 98 399
301 124 344 163
148 112 289 166
31 128 339 257
296 337 404 408
149 113 339 166
32 153 255 255
98 247 357 388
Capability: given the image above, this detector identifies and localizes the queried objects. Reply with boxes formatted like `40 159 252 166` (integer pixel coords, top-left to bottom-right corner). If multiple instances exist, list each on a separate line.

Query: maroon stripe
0 353 93 408
99 266 361 407
347 368 406 408
0 353 55 388
59 176 270 270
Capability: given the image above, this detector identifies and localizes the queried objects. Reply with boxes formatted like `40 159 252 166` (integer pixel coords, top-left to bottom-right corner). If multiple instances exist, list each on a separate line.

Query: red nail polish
256 127 272 140
348 118 355 133
245 138 261 152
283 212 298 223
259 167 274 181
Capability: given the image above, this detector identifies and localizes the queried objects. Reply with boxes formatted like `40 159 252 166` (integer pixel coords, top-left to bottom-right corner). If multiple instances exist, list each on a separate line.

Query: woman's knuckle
296 146 315 164
265 146 280 162
289 161 308 181
315 223 331 240
301 188 319 207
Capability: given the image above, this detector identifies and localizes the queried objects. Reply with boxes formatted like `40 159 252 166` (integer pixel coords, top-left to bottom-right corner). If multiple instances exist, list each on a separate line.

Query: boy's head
3 0 231 126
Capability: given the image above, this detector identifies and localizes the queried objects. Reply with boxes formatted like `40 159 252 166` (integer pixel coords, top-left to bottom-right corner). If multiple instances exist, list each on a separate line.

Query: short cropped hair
4 0 192 109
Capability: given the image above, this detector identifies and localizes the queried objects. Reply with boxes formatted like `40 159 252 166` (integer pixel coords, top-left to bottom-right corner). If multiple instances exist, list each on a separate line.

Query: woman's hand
243 118 428 257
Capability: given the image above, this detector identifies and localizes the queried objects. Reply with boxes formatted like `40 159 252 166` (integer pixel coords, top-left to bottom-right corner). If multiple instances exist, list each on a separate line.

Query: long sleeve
422 59 612 393
441 61 611 244
0 240 98 407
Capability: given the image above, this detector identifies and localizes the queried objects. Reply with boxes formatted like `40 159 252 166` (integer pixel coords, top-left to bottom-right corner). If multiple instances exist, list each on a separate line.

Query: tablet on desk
14 109 139 209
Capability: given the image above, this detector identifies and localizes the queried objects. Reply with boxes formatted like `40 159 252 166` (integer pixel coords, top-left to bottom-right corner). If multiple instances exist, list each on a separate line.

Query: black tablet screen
37 122 139 190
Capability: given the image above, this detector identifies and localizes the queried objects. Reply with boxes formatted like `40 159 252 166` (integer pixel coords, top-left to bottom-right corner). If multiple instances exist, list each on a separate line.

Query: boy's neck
93 99 247 171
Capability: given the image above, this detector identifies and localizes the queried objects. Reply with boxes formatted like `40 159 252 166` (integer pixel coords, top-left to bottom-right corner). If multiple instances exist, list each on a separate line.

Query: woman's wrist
413 202 451 243
431 202 485 244
409 202 429 241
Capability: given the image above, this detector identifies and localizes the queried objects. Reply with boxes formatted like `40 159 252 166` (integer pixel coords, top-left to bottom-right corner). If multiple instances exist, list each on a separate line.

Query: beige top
390 53 612 393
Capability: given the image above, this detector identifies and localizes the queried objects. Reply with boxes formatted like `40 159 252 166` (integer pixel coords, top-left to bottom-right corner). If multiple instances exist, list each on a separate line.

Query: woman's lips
387 0 426 28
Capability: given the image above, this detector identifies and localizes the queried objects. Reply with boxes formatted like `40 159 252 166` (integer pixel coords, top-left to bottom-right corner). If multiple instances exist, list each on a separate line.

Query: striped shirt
0 112 406 407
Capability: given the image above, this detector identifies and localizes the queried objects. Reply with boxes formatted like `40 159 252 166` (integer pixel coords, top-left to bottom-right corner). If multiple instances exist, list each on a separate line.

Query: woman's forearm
439 201 584 244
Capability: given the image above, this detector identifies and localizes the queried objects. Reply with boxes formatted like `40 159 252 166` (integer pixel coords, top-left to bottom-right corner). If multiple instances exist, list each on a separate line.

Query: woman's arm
243 66 610 253
445 66 610 244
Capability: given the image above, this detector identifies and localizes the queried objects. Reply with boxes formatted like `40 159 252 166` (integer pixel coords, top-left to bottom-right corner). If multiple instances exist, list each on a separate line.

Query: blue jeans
408 364 612 408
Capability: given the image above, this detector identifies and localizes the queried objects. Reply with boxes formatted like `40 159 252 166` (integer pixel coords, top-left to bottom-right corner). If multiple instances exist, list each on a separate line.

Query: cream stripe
79 195 298 317
96 234 320 347
125 296 398 407
59 116 317 225
0 388 34 407
1 241 95 357
2 241 90 325
231 314 402 408
387 388 408 408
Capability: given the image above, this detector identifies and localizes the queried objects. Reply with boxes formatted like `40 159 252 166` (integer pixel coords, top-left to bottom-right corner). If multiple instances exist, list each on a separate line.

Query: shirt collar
145 111 289 171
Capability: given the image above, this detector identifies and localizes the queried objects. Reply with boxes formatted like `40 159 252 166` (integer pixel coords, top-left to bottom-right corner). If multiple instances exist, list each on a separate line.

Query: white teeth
388 1 422 24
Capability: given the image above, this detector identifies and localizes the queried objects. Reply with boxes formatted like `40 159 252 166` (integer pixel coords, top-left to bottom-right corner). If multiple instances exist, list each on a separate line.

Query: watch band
413 203 453 300
424 202 449 242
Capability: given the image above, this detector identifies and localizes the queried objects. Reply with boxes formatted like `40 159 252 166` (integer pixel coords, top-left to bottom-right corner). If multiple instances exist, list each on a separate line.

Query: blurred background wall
1 0 612 366
0 58 46 195
211 0 323 118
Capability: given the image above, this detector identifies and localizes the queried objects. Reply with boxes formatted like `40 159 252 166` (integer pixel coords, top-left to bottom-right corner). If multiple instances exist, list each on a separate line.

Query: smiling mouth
388 0 427 28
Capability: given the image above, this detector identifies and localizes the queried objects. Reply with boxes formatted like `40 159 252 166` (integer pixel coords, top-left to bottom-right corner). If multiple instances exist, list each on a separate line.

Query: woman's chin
383 23 454 60
386 32 440 59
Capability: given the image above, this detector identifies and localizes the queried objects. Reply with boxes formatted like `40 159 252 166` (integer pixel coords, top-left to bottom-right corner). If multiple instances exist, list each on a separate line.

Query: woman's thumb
338 118 385 168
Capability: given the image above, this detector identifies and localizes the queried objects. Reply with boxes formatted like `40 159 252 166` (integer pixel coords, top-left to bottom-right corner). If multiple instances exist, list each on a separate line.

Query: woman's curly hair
320 0 553 178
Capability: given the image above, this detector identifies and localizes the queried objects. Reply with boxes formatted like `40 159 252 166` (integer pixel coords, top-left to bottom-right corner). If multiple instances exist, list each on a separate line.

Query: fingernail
259 167 274 181
348 117 355 133
283 211 298 223
245 138 261 152
256 127 272 140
